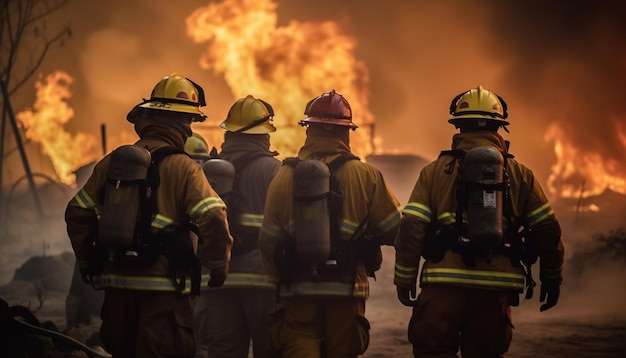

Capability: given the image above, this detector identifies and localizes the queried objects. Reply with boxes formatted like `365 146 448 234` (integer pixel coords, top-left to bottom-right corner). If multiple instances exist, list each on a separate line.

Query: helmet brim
299 117 358 129
448 115 509 126
139 101 206 120
219 120 276 134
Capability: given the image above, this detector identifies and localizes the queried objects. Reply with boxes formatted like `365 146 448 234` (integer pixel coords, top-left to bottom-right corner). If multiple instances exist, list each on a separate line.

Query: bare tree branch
0 0 70 96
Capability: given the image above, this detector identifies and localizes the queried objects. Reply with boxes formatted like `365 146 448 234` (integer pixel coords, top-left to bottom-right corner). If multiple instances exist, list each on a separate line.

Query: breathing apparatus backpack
424 145 539 299
95 145 201 294
202 150 276 256
427 146 511 266
281 153 365 282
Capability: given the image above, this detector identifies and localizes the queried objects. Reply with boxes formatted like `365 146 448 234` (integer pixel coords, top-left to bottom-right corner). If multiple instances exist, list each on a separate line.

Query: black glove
539 282 560 312
208 269 227 288
396 285 418 307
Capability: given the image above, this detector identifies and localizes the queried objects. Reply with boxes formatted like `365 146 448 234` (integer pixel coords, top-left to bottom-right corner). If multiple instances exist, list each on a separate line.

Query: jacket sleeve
394 169 431 287
259 166 293 282
366 166 402 245
183 161 233 274
522 170 564 285
65 158 108 274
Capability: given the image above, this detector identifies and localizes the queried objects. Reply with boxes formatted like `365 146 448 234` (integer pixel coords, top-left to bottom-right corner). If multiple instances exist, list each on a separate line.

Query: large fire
10 0 625 208
185 0 374 158
16 71 97 185
545 122 626 198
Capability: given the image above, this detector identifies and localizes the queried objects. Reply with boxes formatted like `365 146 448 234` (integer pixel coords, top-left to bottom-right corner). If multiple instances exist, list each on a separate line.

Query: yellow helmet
135 73 207 122
448 86 508 128
185 132 211 163
220 95 276 134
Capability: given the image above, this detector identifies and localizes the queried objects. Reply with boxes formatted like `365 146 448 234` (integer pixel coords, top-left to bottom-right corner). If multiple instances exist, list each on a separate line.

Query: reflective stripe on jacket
65 135 233 293
260 135 402 299
394 131 564 292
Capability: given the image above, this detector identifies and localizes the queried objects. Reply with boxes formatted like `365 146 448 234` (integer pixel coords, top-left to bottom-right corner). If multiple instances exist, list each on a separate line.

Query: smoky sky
482 1 626 160
7 0 626 196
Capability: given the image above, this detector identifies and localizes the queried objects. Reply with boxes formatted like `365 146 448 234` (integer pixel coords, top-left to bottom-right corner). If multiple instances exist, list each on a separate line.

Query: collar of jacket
297 126 351 162
219 132 276 162
134 117 188 149
451 130 508 153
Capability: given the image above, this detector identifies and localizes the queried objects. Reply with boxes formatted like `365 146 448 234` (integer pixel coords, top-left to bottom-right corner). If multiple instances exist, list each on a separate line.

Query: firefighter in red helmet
394 86 564 357
259 90 402 357
65 73 233 357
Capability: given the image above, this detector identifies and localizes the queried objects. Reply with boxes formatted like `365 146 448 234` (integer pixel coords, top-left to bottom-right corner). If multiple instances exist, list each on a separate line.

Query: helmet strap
234 116 270 133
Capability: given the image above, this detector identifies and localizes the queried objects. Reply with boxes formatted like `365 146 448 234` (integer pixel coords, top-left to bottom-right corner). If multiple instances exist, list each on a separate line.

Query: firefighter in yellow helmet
259 90 402 357
65 73 233 357
185 132 211 164
394 86 564 357
193 95 280 358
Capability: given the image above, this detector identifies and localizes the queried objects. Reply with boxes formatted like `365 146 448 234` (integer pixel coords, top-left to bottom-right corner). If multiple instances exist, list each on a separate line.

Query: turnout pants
193 287 276 358
408 285 513 358
271 297 370 358
100 289 195 357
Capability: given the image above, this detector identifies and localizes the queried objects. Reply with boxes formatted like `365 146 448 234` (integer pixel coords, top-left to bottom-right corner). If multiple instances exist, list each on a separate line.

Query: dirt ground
363 247 626 358
4 245 625 358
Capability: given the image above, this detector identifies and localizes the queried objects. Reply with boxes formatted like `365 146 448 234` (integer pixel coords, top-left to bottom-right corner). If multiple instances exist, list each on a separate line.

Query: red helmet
299 90 357 130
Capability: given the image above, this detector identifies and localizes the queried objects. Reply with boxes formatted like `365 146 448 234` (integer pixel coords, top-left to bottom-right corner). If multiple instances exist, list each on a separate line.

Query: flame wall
5 0 626 201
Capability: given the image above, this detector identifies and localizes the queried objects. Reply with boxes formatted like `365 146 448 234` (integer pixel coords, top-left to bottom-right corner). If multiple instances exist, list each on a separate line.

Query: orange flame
186 0 374 158
545 122 626 198
17 71 96 185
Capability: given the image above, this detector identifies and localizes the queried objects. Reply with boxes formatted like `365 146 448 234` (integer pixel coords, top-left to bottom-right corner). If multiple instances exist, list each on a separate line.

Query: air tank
463 146 504 251
293 159 331 265
202 158 236 197
98 145 151 251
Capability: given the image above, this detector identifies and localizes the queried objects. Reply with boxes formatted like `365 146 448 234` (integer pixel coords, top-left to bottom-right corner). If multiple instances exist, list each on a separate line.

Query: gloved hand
208 269 227 288
539 282 560 312
396 285 417 307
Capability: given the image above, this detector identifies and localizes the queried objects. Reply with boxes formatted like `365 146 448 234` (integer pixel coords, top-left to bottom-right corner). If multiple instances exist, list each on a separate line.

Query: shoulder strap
328 152 360 172
138 146 188 237
150 146 187 164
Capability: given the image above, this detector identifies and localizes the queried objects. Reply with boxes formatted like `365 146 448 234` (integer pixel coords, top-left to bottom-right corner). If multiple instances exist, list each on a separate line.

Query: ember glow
16 71 97 185
185 0 374 158
545 122 626 198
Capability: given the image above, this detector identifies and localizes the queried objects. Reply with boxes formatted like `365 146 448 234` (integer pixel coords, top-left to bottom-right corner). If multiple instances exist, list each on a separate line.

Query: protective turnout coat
394 131 564 293
201 133 281 290
259 133 402 299
65 123 233 294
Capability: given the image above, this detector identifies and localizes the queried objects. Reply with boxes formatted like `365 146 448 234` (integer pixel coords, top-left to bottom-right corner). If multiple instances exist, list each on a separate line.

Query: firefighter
259 90 402 357
65 73 233 358
193 95 281 358
185 132 212 165
394 86 564 357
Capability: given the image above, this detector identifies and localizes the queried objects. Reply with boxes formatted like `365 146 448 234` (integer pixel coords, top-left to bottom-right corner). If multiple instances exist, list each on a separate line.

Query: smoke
480 1 626 195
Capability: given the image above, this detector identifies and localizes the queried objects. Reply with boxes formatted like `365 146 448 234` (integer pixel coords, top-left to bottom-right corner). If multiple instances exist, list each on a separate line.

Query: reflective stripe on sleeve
239 213 264 228
376 210 402 232
74 189 96 209
437 212 456 226
340 219 360 236
261 222 289 238
527 203 554 226
151 214 177 230
402 202 431 222
394 263 419 281
190 197 225 218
